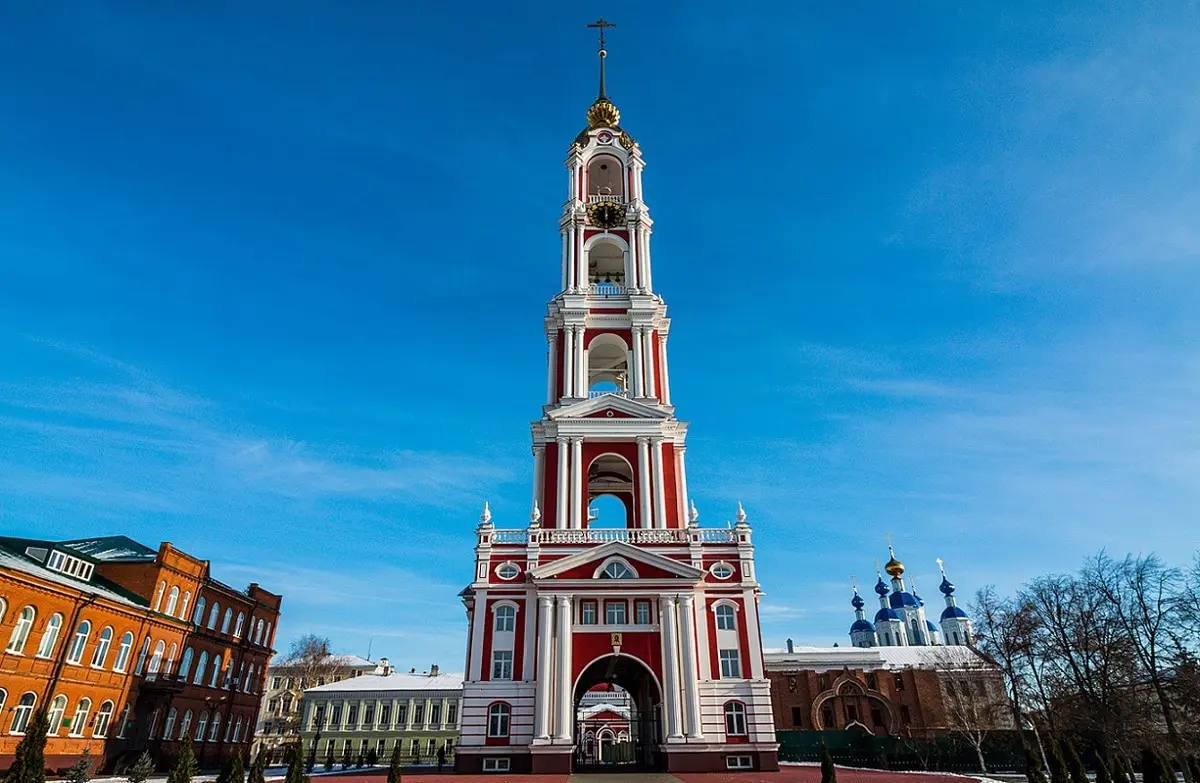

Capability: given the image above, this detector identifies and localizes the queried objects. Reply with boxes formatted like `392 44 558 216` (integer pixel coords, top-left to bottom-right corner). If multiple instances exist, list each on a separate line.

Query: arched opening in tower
587 239 626 291
573 654 662 772
586 453 634 528
587 155 624 199
586 332 629 396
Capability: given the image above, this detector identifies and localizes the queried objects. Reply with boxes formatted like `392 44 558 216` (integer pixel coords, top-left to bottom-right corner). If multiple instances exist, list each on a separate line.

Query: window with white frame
710 562 735 580
46 694 68 735
726 756 753 769
605 600 627 625
113 631 134 672
581 601 597 625
495 562 520 580
69 698 92 737
491 650 513 680
165 586 180 616
724 701 748 736
719 649 742 678
483 758 510 772
134 636 151 674
195 712 208 741
36 613 63 658
715 604 737 631
494 604 516 632
600 559 636 579
7 607 35 654
91 626 113 668
93 701 114 738
193 597 206 625
10 693 36 734
635 600 651 625
486 703 510 737
66 620 91 664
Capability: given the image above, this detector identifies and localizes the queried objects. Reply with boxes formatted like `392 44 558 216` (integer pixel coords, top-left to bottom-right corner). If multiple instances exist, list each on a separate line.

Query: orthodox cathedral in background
847 547 974 649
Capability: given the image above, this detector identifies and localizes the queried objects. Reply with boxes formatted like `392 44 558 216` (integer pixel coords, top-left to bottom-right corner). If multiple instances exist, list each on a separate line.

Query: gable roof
0 538 151 609
530 540 703 581
548 395 672 421
61 535 158 562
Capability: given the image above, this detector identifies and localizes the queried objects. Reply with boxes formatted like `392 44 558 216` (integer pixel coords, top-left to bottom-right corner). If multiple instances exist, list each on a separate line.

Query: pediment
548 395 671 421
530 540 702 582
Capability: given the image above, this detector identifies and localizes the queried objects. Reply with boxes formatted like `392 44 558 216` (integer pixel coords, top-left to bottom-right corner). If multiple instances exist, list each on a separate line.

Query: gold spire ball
884 545 905 578
586 18 621 129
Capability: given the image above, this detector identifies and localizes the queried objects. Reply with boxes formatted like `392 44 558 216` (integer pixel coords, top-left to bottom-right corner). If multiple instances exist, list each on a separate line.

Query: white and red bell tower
455 21 778 775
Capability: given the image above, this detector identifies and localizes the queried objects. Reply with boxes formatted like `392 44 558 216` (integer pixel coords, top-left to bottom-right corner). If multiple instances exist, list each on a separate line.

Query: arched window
93 701 114 738
0 690 6 724
36 613 63 658
195 711 208 741
193 597 206 625
165 586 180 616
597 559 637 579
208 712 221 742
233 715 243 742
10 692 36 734
179 710 193 740
7 606 35 653
153 581 166 611
69 698 92 737
194 651 209 684
724 701 748 737
234 612 245 638
221 608 233 634
253 619 264 644
180 591 191 620
715 604 737 631
264 622 272 645
494 605 516 632
166 643 177 676
134 636 151 674
223 713 233 741
207 603 220 629
178 648 195 680
147 640 166 677
587 155 624 198
486 703 510 738
210 655 223 688
0 597 5 622
113 631 134 672
46 694 68 736
66 620 91 664
163 707 178 739
91 626 113 668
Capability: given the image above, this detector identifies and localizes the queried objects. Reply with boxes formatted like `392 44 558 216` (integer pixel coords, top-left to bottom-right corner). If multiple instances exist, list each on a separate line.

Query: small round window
496 563 521 581
710 562 734 580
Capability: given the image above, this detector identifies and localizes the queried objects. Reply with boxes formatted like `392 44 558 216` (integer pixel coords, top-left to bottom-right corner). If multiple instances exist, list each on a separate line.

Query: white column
651 438 668 530
556 437 569 530
577 227 588 293
643 330 657 398
631 326 645 397
566 225 577 292
576 326 587 397
676 446 689 528
468 598 487 682
660 595 683 739
571 437 584 530
744 590 765 680
629 226 642 292
554 596 574 740
637 437 652 529
546 333 558 404
641 227 654 292
659 333 671 405
532 445 545 517
533 595 554 739
694 593 712 679
522 593 537 680
561 229 570 292
562 328 575 398
678 594 704 739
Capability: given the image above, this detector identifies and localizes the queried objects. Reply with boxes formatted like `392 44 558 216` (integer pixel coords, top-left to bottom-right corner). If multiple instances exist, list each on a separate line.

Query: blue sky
2 2 1198 669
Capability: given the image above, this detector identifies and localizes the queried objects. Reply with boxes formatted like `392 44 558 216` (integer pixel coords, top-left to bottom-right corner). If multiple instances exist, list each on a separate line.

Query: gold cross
587 18 616 50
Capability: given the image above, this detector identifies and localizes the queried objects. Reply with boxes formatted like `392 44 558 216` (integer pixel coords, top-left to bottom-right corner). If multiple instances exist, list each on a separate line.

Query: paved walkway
303 765 995 783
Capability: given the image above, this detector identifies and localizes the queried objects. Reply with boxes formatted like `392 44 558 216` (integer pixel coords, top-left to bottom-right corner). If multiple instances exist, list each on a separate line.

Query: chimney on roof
430 664 440 677
786 638 794 654
410 668 416 673
379 657 391 675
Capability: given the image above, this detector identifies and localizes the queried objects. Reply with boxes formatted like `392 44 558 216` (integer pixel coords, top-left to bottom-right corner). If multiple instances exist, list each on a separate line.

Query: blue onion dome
941 606 969 620
874 607 901 623
939 576 956 595
850 619 876 633
913 591 925 607
889 591 920 609
874 576 889 596
851 592 865 610
926 620 939 632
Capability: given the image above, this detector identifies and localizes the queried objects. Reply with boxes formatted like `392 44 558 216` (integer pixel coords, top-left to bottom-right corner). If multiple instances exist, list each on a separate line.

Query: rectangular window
845 704 858 722
482 758 510 772
866 672 878 690
447 703 458 724
871 708 884 727
430 703 442 725
581 601 597 625
330 705 342 726
379 705 390 727
605 601 627 625
893 673 905 691
821 705 835 728
726 756 753 770
790 706 804 727
635 600 651 625
413 704 424 724
347 705 358 727
491 650 514 680
719 649 741 678
363 705 374 726
396 704 408 725
272 676 281 690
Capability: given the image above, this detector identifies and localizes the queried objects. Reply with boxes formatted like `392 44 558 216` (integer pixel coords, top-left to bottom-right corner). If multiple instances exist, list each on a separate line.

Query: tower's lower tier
455 742 780 774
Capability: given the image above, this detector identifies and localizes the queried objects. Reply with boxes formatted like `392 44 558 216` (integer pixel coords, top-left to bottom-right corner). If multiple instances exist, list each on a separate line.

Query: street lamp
307 707 326 772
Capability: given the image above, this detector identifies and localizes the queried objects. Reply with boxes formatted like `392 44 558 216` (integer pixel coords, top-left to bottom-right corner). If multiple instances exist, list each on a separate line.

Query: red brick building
0 535 281 774
764 645 1012 737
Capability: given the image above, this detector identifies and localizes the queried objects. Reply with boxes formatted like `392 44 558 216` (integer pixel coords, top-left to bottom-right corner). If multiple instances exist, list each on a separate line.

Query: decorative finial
688 500 699 526
883 535 905 577
735 501 747 525
530 501 542 527
585 19 620 129
480 500 492 525
936 557 946 577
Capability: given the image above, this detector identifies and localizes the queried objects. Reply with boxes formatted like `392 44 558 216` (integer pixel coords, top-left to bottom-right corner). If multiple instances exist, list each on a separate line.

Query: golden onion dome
587 97 620 129
884 555 905 577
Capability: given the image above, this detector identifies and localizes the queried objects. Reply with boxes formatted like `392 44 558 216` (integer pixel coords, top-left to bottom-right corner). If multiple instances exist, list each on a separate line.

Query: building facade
299 665 462 766
0 535 280 774
455 25 777 775
849 549 975 649
254 653 375 763
764 645 1013 737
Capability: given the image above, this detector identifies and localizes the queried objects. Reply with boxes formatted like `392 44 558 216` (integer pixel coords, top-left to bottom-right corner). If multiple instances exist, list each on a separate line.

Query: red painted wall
541 442 560 530
662 443 680 529
585 328 631 346
580 441 642 527
572 631 663 684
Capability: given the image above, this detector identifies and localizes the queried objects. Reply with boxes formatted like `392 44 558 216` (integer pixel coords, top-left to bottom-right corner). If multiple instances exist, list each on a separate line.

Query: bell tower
455 21 779 775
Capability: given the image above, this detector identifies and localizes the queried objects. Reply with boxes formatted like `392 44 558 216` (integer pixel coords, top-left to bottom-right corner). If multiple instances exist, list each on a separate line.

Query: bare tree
271 635 345 737
931 648 1012 773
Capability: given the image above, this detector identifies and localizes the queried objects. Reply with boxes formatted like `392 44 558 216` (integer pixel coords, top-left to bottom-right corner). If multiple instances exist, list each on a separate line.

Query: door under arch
573 654 663 772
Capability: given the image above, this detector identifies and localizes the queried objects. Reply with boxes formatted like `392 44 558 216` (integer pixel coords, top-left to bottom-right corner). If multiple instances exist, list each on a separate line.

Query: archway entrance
573 654 663 772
